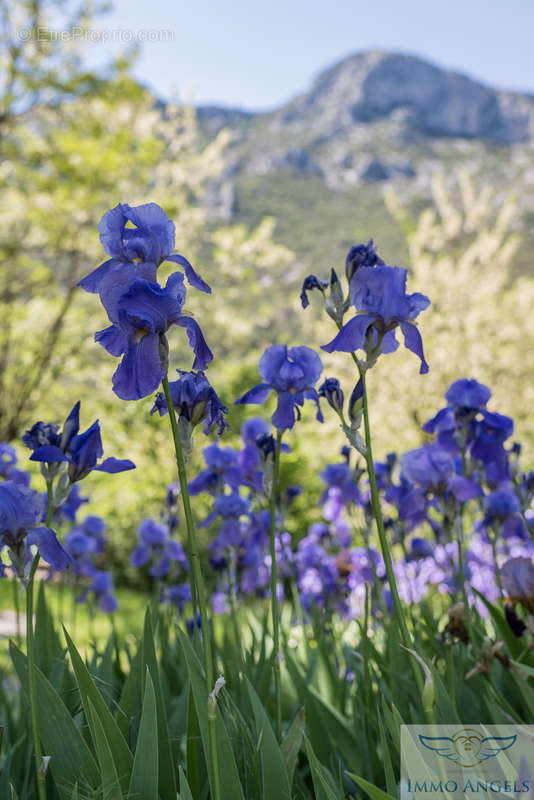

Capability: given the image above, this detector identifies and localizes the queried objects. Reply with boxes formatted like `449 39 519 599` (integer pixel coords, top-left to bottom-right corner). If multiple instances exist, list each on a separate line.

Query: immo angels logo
419 728 517 769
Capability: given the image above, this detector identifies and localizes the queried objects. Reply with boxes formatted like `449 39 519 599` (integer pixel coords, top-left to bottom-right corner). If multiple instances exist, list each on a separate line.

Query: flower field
1 201 534 799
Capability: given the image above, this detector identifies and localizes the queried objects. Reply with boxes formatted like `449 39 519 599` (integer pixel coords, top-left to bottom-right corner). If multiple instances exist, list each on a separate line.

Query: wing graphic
480 736 517 761
419 736 459 762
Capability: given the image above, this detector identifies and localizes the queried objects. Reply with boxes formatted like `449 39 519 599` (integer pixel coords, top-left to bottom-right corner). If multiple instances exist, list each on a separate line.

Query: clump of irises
3 204 534 800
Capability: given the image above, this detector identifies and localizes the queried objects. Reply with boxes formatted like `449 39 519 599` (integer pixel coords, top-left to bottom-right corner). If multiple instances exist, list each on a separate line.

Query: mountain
196 51 534 274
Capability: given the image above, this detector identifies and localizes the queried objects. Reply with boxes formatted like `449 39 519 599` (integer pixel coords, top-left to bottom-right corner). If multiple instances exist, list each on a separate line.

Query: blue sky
91 0 534 110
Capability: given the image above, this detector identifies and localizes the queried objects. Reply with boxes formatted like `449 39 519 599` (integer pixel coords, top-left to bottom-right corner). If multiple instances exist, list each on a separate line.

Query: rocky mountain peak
274 50 534 143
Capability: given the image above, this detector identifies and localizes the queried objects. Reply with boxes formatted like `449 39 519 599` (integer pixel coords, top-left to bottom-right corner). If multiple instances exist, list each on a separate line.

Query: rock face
195 50 534 204
273 52 534 144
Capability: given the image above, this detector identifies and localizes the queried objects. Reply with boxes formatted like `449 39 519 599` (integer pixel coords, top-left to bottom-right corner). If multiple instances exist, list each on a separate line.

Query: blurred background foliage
1 0 533 581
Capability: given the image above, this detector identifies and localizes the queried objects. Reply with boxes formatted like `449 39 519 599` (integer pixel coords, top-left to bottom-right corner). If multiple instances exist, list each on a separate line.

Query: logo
419 728 517 769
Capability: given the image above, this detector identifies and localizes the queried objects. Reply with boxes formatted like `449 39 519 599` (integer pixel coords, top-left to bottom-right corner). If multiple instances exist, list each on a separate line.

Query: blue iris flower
0 482 71 575
483 487 526 539
235 344 324 430
30 416 135 482
400 444 482 503
189 442 242 496
345 239 384 280
23 402 81 463
77 569 118 613
500 557 534 611
95 273 213 400
201 492 251 548
131 518 188 578
78 202 211 295
151 369 227 434
424 379 492 451
322 266 430 373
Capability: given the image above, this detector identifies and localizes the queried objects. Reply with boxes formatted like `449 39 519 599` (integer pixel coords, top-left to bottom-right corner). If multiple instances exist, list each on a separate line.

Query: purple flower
189 442 241 495
64 515 107 573
78 570 118 613
424 379 492 453
235 345 324 430
400 444 481 502
78 202 210 295
64 529 98 575
95 273 213 401
483 487 526 539
131 518 188 578
23 402 81 463
0 482 70 575
202 492 251 549
241 417 270 445
163 583 192 613
345 240 384 281
322 266 430 373
151 370 228 435
445 379 491 411
471 411 514 482
26 405 135 483
300 274 328 309
500 557 534 611
318 378 344 414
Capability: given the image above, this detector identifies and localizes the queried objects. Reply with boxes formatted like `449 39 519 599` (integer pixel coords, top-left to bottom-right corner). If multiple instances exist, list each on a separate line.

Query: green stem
357 365 427 706
13 578 21 645
161 375 221 800
26 481 54 800
455 508 475 645
269 432 283 741
359 367 411 647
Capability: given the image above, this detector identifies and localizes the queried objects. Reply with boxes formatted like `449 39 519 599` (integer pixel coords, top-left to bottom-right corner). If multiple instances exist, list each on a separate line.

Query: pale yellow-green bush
358 173 534 458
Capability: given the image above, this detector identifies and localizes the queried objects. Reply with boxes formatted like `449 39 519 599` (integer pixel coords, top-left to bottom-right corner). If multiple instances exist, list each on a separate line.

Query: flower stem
27 481 54 800
161 375 221 800
358 367 411 647
269 431 283 741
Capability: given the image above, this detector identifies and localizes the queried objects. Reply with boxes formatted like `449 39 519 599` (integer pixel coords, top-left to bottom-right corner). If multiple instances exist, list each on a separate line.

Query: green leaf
177 627 244 800
186 683 207 799
86 699 123 800
246 677 291 800
142 609 177 800
64 627 133 794
34 580 63 679
305 737 341 800
9 641 99 799
128 669 158 800
376 714 396 797
117 644 142 745
281 707 305 789
346 772 396 800
286 652 357 767
179 766 195 800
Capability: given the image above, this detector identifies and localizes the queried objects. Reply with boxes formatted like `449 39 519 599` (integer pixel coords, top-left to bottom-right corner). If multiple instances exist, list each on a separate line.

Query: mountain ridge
197 50 534 144
194 49 534 279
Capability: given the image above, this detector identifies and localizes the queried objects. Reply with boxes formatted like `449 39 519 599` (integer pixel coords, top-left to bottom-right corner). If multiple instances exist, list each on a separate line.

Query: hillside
196 51 534 275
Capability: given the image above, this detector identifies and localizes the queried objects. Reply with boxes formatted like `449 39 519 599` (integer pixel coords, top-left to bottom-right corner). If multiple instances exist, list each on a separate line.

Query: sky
86 0 534 110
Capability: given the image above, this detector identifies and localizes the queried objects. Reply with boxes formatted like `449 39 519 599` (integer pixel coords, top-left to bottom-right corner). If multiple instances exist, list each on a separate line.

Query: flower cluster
23 402 134 494
182 376 534 630
236 344 324 430
78 203 213 400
